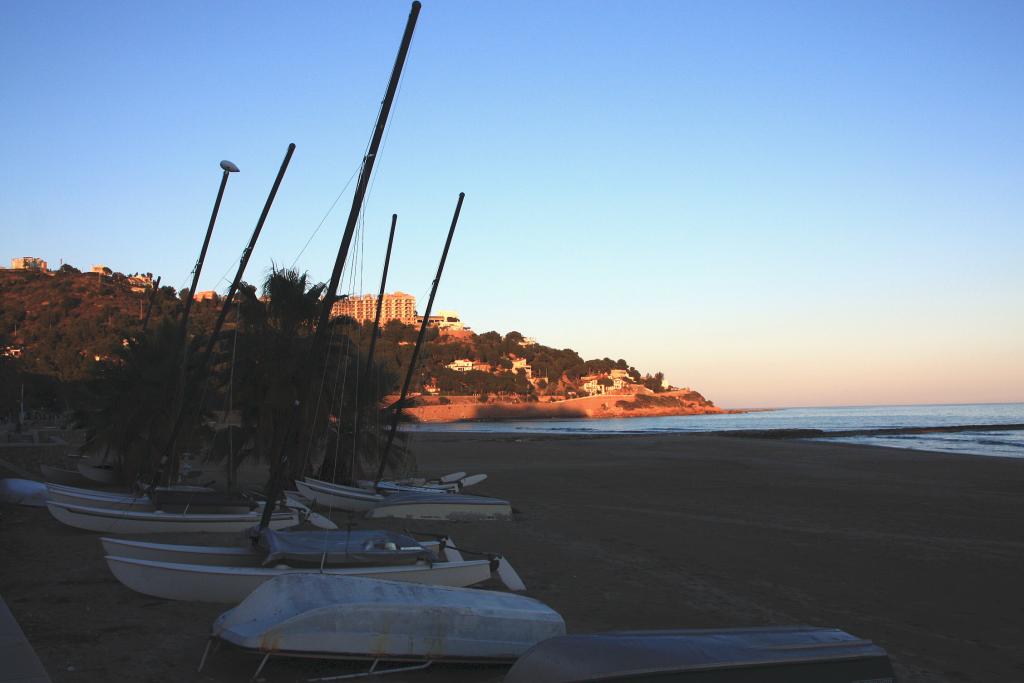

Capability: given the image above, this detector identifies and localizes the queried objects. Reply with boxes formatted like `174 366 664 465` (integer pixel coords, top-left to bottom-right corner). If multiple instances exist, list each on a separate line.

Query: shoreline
401 390 726 423
707 422 1024 439
408 420 1024 436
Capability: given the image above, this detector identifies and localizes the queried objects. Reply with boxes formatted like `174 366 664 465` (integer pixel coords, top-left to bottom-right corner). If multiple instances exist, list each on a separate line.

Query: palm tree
206 266 409 487
77 317 210 483
78 265 412 489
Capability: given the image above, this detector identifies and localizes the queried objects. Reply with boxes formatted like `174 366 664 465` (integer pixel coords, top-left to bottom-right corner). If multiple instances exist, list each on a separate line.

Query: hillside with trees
1 266 713 424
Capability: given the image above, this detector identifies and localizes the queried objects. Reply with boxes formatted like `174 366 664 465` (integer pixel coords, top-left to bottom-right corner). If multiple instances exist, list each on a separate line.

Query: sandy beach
3 432 1023 682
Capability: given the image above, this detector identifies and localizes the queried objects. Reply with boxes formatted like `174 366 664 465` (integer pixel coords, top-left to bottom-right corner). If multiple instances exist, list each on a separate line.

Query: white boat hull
46 501 298 534
295 478 383 512
100 537 264 566
210 574 565 663
46 484 154 510
366 493 512 521
105 555 494 603
99 536 442 567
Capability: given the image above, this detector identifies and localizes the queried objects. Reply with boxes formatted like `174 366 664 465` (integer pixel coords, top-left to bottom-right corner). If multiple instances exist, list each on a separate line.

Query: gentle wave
817 430 1024 459
407 403 1024 458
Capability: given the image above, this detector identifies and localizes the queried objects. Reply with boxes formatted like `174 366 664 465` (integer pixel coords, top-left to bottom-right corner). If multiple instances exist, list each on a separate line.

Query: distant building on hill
581 376 606 396
193 290 218 302
90 264 111 275
447 359 474 372
10 256 48 271
128 274 154 293
331 291 416 325
510 357 532 379
416 310 465 331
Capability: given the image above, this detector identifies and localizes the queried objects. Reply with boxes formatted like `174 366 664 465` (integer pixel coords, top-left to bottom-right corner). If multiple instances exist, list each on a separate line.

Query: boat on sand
104 536 502 603
504 627 897 683
45 500 299 534
198 573 565 679
298 476 512 520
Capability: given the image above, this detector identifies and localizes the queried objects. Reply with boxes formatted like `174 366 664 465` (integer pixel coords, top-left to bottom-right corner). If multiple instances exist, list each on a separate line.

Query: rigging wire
289 164 362 269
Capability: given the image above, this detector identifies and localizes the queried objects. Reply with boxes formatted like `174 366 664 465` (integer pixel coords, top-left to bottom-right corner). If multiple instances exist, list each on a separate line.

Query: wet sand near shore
2 433 1023 682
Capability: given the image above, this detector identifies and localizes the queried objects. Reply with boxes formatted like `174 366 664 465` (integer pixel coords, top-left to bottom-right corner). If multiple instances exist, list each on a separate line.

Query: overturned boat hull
105 555 495 603
46 500 298 534
505 627 897 683
209 574 564 662
0 478 48 507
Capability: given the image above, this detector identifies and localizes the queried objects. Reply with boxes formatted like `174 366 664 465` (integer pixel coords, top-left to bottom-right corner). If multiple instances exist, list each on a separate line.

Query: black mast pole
140 275 162 333
195 144 296 375
179 161 239 345
348 213 397 482
257 2 421 532
314 2 420 349
375 192 464 484
156 161 237 486
156 147 294 486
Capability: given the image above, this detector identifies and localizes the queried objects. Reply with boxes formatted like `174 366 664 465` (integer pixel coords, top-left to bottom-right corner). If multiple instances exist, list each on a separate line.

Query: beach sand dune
2 433 1022 681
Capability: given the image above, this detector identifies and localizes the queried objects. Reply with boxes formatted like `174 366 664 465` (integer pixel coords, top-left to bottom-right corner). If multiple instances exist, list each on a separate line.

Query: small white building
128 274 154 292
447 359 475 372
510 357 532 379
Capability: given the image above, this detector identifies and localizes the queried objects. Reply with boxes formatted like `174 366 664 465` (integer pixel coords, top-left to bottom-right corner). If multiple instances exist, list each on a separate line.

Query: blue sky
2 1 1022 407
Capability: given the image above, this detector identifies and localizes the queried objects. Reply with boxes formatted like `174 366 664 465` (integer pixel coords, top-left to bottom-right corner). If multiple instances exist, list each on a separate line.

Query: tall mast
314 2 421 348
375 192 464 483
196 144 296 375
178 161 239 346
155 146 294 485
156 161 237 485
348 213 397 482
258 2 422 531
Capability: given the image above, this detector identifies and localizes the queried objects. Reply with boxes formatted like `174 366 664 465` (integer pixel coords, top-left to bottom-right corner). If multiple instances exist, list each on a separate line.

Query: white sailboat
294 477 384 512
100 534 443 567
45 500 299 534
298 475 511 520
366 490 513 521
105 552 495 604
45 483 154 510
102 526 525 603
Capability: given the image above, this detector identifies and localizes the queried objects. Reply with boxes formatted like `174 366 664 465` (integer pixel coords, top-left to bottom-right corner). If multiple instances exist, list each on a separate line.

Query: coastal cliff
403 389 721 423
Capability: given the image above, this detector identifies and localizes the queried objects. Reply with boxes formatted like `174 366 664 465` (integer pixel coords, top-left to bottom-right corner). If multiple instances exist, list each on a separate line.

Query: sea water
408 402 1024 458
